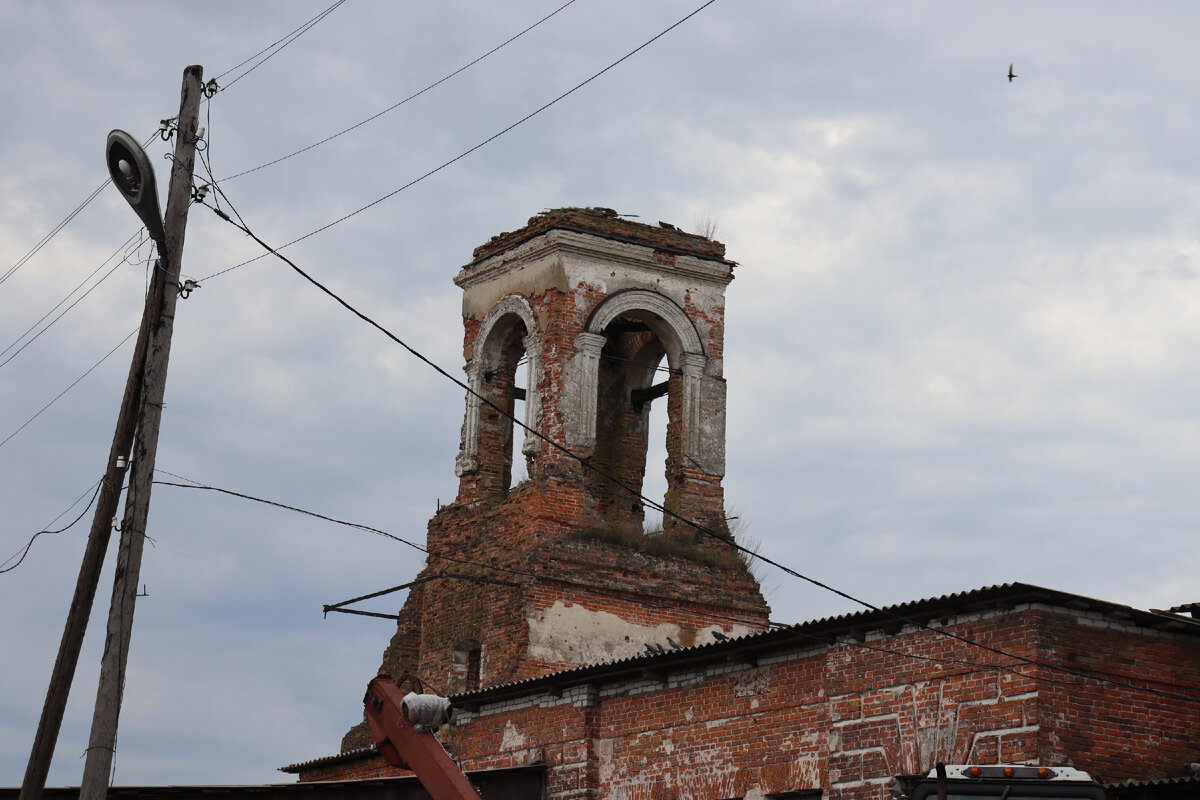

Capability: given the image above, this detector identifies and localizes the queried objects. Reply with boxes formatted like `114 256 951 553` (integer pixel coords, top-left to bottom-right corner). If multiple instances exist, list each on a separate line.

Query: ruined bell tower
344 208 768 750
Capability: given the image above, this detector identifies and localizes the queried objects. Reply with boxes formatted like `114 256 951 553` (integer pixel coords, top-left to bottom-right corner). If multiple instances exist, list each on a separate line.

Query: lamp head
106 129 166 247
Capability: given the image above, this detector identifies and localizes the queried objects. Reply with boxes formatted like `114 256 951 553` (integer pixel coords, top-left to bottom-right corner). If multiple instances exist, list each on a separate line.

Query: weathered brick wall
1033 608 1200 783
340 475 769 751
820 611 1043 799
313 603 1200 800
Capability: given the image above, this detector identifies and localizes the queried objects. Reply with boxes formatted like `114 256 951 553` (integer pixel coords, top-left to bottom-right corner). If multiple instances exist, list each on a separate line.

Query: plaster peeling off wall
527 600 749 665
500 720 527 752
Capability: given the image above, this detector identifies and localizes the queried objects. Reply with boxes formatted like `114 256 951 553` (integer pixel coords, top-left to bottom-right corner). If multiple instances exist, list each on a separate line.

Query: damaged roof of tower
469 207 731 265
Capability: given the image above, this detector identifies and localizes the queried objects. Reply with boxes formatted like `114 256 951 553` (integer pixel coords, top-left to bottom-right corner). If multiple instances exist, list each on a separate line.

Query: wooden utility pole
18 65 203 800
78 65 204 800
19 253 153 800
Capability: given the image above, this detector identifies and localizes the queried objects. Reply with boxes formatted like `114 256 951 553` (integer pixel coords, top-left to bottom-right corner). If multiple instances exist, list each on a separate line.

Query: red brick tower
344 208 769 749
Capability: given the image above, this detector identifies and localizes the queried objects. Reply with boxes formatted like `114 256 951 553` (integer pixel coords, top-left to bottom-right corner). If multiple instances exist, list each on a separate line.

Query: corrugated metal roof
279 746 375 774
449 581 1200 706
1106 774 1200 788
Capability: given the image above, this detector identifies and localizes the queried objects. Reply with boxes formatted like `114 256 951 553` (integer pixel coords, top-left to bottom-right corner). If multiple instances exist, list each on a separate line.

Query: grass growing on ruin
573 520 748 573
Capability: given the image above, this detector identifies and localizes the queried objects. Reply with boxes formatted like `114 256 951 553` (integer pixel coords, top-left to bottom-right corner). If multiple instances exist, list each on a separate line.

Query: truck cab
908 765 1106 800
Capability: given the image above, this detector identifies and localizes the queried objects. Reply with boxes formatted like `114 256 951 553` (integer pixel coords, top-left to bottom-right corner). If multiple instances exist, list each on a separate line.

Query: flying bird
1008 63 1017 83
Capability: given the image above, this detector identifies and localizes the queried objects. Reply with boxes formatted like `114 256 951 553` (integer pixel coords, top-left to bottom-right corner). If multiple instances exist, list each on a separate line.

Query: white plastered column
520 332 543 456
454 360 483 477
570 331 607 447
680 352 707 465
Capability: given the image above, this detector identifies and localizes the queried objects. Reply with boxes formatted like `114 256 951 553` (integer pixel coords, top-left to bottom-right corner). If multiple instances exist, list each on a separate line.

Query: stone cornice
455 229 735 291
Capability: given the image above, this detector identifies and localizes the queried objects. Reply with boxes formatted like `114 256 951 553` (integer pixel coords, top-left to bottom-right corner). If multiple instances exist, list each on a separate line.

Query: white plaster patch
500 720 526 752
596 738 614 784
527 599 689 664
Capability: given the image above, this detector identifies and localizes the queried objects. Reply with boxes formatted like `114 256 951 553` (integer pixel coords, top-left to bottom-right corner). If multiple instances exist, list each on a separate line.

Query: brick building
290 584 1200 798
291 210 1200 798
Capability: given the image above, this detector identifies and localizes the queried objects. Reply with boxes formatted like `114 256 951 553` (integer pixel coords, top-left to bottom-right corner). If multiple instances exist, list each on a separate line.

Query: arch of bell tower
451 208 734 535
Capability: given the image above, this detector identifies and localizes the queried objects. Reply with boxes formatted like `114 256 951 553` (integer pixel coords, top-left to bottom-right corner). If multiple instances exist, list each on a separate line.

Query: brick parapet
465 208 730 268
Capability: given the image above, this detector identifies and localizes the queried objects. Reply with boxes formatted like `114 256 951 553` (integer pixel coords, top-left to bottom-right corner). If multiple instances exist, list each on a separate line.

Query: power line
0 479 103 575
0 327 138 451
214 0 348 93
198 200 1200 706
201 196 816 616
219 0 582 182
1 2 343 292
0 231 147 369
0 131 158 292
152 470 1200 704
152 470 780 634
196 0 721 282
153 470 428 553
0 180 110 289
21 0 1175 707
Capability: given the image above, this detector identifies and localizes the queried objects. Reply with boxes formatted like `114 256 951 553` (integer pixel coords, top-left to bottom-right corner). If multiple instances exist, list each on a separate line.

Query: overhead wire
0 327 138 451
0 236 151 449
154 470 429 553
0 180 110 288
11 0 1186 707
0 0 347 455
212 0 348 92
0 479 103 575
198 198 1200 706
0 3 356 512
0 132 160 292
151 470 1200 703
219 0 582 182
1 0 343 290
0 230 147 369
193 0 1092 690
111 0 1195 705
196 0 722 283
151 469 786 634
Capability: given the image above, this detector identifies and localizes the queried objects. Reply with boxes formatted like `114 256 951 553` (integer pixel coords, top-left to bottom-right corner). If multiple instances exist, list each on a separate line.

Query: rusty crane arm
363 675 483 800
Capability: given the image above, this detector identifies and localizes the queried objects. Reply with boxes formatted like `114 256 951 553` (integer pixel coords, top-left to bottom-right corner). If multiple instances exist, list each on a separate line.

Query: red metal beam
363 676 482 800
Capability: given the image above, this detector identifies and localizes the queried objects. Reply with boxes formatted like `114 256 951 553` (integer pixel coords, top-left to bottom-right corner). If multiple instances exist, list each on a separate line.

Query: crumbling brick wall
314 601 1200 800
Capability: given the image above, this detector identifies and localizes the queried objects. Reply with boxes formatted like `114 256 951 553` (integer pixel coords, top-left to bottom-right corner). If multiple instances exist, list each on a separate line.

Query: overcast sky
3 0 1199 788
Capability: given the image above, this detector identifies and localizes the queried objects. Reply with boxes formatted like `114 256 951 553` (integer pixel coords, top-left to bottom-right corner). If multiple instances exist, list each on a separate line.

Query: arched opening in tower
511 355 530 485
643 394 667 534
477 316 530 497
593 313 679 532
